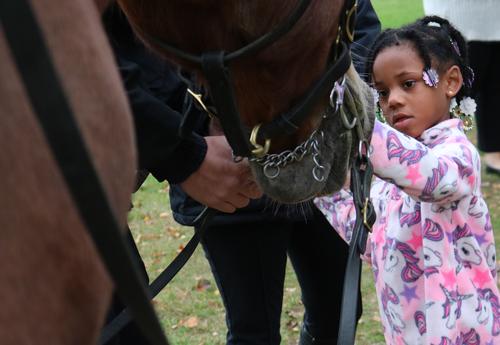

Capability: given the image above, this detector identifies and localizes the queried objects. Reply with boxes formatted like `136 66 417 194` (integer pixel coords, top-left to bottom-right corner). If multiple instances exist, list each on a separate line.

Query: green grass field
128 2 500 344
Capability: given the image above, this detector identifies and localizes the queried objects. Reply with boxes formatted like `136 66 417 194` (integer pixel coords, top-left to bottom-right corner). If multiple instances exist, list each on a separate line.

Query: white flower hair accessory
370 87 386 123
459 96 477 115
450 96 476 131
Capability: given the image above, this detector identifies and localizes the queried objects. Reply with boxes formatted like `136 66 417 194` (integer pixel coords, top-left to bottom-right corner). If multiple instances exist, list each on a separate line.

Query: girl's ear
443 65 463 98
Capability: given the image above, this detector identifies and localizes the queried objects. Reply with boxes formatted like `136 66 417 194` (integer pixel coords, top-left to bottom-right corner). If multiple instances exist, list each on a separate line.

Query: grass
127 3 500 345
371 0 424 29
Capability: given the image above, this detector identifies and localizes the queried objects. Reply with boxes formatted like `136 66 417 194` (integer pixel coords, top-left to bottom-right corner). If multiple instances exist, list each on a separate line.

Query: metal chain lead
250 77 348 181
250 130 325 181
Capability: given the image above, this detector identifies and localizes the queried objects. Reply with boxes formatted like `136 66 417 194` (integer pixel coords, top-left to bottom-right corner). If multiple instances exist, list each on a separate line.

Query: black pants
468 41 500 152
200 206 355 345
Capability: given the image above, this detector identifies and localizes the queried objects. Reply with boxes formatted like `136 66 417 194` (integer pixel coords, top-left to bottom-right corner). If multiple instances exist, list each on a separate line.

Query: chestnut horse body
0 0 374 344
0 0 136 344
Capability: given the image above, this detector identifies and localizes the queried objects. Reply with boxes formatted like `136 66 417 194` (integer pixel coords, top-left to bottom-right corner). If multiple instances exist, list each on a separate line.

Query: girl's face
372 44 454 138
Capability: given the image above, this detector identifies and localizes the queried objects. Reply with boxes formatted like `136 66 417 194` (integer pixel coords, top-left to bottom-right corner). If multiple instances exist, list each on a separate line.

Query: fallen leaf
180 316 199 328
160 212 170 218
167 226 181 238
195 278 211 291
177 244 185 253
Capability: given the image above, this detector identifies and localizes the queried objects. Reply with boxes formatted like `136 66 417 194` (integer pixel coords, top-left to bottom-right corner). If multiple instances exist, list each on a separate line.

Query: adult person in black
101 5 262 345
169 1 381 344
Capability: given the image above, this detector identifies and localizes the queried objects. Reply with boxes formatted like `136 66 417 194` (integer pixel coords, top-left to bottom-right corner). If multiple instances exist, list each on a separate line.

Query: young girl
315 16 500 344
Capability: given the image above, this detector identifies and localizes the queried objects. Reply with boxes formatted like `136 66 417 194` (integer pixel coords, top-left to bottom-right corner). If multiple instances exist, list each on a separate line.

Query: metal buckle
345 2 357 43
358 139 370 159
250 123 271 158
187 88 215 118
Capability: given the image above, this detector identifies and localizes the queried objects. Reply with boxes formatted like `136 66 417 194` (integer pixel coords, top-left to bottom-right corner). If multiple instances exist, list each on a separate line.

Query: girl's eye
403 80 416 89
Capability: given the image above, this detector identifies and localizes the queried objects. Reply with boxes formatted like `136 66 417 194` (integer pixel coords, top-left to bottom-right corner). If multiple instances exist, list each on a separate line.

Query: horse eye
461 247 470 255
424 254 429 260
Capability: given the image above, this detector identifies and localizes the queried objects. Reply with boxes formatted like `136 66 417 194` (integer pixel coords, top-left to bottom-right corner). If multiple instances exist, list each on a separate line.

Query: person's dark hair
365 15 473 102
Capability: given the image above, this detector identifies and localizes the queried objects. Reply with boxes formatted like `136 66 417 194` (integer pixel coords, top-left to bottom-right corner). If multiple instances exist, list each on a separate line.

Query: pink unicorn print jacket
315 119 500 345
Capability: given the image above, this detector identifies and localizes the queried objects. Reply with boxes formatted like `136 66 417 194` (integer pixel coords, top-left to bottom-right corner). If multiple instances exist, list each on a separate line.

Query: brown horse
118 0 375 203
0 0 136 344
0 0 374 344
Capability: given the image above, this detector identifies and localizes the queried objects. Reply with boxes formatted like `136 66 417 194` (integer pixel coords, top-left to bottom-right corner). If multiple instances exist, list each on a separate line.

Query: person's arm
370 120 477 204
315 190 356 244
119 58 261 212
118 57 207 183
351 0 381 77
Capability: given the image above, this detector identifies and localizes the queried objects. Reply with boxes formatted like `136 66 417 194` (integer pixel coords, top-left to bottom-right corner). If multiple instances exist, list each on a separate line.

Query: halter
141 0 358 160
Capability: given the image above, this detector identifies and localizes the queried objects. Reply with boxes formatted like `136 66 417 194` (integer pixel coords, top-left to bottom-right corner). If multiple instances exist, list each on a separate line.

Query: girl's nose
388 89 404 108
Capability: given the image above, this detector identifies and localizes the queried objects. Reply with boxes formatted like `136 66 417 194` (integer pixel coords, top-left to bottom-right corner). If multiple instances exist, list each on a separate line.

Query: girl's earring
449 97 476 131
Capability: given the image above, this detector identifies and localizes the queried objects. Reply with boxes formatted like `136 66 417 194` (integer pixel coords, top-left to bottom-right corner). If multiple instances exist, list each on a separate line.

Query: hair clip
423 68 439 88
450 39 461 56
465 66 475 88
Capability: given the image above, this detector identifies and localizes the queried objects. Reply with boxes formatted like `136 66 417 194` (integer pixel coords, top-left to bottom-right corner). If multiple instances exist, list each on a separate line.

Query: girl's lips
392 115 412 130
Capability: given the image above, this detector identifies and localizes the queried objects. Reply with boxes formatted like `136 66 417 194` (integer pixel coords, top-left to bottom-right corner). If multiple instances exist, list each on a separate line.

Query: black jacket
103 6 207 184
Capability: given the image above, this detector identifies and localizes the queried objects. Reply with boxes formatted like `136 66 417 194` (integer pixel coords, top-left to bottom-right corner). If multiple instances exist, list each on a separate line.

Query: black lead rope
337 152 376 345
99 208 215 344
0 2 168 345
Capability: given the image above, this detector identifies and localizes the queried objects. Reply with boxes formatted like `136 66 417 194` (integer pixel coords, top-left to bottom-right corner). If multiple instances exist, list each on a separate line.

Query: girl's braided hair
365 15 474 102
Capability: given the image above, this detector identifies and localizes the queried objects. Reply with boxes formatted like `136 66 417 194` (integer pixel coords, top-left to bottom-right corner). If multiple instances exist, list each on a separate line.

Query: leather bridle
140 0 358 160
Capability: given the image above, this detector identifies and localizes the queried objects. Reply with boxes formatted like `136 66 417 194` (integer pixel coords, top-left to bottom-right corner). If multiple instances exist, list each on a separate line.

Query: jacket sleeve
370 120 476 204
315 190 356 244
351 0 381 77
118 57 207 184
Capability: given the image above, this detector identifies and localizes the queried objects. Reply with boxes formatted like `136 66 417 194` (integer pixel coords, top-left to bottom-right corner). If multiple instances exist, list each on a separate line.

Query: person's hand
180 136 263 213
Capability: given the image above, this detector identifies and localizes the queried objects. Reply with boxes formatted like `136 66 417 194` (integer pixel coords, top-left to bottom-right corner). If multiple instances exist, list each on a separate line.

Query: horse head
117 0 375 203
